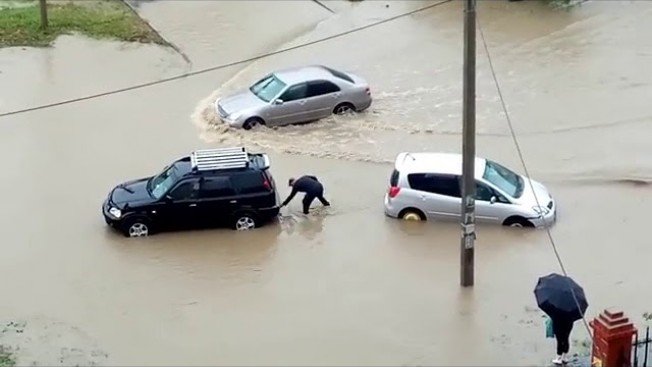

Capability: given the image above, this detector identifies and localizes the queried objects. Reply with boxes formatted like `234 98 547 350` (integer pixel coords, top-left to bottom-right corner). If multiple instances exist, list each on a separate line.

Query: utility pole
460 0 476 287
39 0 48 31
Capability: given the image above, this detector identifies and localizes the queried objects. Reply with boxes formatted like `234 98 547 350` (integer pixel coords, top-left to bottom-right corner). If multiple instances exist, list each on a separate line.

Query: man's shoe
552 356 563 365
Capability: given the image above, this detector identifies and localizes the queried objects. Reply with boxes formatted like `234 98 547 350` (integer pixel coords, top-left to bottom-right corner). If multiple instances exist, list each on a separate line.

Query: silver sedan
215 65 372 130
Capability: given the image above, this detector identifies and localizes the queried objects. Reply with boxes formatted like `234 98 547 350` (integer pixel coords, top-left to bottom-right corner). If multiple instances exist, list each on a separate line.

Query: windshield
483 160 524 198
249 74 287 102
148 163 181 199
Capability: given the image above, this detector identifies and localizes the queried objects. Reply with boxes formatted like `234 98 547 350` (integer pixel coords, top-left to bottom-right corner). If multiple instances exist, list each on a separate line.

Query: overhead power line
0 0 452 119
477 17 594 341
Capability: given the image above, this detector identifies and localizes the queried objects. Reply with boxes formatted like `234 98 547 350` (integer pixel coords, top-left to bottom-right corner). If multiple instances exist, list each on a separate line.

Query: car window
249 74 287 102
483 160 524 198
407 173 461 197
200 177 236 198
306 80 340 98
390 169 400 186
280 83 308 102
231 172 267 194
475 182 494 201
168 179 199 200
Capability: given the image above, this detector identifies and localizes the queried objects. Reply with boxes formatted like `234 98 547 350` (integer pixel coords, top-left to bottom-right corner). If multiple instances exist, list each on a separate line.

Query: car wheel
233 212 258 231
333 103 355 115
503 217 534 228
122 217 151 237
243 117 264 130
400 209 425 221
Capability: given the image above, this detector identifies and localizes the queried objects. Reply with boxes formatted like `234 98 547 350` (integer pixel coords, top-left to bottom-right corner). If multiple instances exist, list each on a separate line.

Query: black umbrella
534 273 588 322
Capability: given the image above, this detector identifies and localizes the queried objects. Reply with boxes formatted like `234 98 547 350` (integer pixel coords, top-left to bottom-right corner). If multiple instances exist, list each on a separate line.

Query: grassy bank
0 346 14 367
0 0 164 47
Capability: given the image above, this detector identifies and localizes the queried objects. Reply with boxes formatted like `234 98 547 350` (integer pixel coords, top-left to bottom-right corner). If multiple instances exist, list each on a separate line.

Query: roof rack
190 147 249 171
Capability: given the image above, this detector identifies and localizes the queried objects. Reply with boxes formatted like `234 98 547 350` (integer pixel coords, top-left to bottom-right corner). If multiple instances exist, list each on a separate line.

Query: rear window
322 66 354 83
407 173 461 198
230 172 267 194
390 169 400 186
200 177 236 198
306 81 340 97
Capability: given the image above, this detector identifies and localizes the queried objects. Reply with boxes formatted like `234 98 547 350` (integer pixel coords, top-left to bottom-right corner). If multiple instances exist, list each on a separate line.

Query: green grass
0 346 15 367
0 0 164 47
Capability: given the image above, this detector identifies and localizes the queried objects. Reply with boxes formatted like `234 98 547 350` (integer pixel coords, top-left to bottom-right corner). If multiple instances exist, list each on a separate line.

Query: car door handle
189 203 197 207
230 200 237 203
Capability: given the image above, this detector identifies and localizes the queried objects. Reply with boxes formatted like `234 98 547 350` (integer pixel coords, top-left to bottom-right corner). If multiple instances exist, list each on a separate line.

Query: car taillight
388 186 400 198
263 179 271 190
365 87 370 96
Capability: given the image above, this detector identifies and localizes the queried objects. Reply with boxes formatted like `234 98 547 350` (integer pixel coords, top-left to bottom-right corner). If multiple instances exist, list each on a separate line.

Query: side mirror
273 99 284 105
490 196 497 204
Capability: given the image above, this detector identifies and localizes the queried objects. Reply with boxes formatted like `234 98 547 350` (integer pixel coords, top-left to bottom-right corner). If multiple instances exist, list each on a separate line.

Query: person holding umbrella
534 273 588 365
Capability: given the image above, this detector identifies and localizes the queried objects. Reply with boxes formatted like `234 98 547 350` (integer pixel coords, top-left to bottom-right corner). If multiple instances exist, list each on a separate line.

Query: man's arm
281 187 298 207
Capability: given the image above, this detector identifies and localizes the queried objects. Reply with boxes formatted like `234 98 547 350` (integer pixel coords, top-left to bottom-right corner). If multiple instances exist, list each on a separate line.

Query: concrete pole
39 0 48 31
460 0 476 287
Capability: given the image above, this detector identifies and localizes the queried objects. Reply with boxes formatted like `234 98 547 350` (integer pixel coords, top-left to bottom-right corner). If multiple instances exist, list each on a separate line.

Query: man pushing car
280 175 330 215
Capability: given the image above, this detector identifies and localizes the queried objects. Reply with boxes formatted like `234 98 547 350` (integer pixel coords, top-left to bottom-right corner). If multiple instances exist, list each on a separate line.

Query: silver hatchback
384 152 557 228
215 65 372 130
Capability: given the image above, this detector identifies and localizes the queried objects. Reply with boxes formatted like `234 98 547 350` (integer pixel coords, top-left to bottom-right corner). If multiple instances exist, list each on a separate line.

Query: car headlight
109 207 122 219
532 206 550 216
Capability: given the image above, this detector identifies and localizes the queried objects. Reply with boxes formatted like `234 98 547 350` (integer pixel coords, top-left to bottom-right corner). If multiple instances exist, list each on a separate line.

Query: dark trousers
553 320 573 355
302 189 330 214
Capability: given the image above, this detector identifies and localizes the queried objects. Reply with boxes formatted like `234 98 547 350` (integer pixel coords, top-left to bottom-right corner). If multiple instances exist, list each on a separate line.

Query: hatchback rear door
407 173 461 220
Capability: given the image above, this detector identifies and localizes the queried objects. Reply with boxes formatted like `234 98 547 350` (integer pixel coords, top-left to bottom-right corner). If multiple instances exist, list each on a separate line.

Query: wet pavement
1 0 651 365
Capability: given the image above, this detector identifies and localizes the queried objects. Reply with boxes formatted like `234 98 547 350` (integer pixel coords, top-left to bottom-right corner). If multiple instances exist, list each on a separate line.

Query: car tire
232 212 258 231
243 117 264 130
333 103 355 115
503 216 534 228
399 208 426 221
121 216 152 237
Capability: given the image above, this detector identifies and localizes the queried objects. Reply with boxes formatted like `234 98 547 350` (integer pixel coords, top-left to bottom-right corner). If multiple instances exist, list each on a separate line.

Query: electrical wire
0 0 452 119
477 16 594 341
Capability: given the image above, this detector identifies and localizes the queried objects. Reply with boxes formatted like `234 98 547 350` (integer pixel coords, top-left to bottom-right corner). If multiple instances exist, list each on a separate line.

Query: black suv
102 147 280 237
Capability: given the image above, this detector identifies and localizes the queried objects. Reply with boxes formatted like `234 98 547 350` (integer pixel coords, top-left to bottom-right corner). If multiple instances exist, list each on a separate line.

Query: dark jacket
281 176 323 206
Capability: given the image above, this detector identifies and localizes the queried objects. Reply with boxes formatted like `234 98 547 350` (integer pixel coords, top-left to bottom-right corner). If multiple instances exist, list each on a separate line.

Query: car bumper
356 98 372 112
214 100 244 128
102 199 123 227
528 207 557 228
259 206 281 220
383 194 400 218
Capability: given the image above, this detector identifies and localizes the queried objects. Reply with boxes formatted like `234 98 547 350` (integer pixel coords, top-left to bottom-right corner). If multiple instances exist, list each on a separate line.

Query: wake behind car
215 65 372 129
103 147 280 237
384 152 557 228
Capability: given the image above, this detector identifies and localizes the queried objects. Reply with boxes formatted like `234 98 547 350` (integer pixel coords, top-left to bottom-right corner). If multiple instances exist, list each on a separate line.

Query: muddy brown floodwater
0 0 651 365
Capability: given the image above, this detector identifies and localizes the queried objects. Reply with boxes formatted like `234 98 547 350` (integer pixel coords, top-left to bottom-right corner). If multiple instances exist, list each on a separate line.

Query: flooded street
1 0 651 365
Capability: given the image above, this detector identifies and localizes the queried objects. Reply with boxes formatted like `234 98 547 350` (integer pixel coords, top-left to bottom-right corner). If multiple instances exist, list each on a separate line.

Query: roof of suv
274 65 344 85
394 152 487 177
